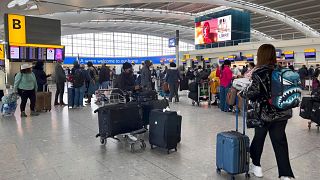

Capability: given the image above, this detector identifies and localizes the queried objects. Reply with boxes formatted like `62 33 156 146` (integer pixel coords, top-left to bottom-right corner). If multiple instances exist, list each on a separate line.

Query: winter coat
243 65 292 122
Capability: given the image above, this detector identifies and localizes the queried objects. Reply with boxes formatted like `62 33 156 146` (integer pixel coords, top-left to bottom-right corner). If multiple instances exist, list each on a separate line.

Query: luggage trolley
95 88 126 106
193 81 211 106
94 91 147 153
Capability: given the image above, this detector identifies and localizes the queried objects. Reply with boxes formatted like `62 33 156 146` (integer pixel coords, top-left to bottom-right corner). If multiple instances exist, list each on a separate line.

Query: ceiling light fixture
7 0 29 8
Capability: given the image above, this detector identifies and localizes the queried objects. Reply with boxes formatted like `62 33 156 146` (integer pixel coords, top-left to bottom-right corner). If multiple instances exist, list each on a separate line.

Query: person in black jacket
244 44 294 180
116 62 140 92
99 63 111 89
32 61 50 92
165 62 181 102
298 65 308 88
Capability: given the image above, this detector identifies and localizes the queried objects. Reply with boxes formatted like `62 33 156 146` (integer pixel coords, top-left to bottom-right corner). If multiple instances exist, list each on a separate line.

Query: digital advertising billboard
47 48 55 60
10 46 19 59
195 15 232 45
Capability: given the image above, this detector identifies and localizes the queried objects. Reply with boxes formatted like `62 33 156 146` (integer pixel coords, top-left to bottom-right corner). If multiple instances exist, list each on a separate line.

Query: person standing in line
140 60 153 91
308 65 314 78
14 64 39 117
85 61 98 104
165 62 181 102
298 65 308 89
72 62 89 108
33 61 50 92
244 62 256 79
244 44 294 180
219 60 233 112
208 63 220 105
99 63 111 89
54 59 67 106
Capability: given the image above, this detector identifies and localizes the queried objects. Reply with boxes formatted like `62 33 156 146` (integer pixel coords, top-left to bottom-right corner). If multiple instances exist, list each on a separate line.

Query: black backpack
73 69 84 88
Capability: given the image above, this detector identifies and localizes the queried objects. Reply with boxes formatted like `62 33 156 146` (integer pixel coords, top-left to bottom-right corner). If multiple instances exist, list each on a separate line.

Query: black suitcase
188 92 198 101
136 90 158 102
311 102 320 125
94 103 143 139
300 97 314 119
141 99 169 126
188 82 197 92
180 78 189 91
149 110 182 154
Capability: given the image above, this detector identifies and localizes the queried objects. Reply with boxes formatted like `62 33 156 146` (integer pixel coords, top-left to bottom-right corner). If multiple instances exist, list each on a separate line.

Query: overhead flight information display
38 48 47 60
47 48 55 60
10 46 19 59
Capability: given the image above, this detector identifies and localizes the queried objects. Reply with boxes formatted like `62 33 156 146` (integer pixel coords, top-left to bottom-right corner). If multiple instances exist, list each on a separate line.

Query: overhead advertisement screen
47 48 55 60
195 15 232 45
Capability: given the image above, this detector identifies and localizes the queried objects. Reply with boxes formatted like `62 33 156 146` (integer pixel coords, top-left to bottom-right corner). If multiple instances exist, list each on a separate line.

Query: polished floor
0 91 319 180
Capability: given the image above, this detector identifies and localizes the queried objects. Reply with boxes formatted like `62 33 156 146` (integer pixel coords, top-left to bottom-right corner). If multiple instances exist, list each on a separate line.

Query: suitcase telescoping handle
235 96 246 135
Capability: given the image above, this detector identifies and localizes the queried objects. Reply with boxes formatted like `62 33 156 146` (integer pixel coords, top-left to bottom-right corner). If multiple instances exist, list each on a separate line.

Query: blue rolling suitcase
216 98 250 180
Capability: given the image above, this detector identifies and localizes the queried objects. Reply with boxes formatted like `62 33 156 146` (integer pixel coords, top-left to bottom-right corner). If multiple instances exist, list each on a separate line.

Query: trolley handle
235 96 246 135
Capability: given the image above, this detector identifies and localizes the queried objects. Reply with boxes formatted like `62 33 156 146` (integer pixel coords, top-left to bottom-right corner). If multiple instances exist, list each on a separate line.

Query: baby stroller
1 93 18 116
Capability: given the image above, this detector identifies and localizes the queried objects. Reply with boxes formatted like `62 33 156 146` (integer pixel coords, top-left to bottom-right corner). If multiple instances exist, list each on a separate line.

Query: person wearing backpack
72 63 89 108
99 64 111 89
243 44 295 180
85 61 98 104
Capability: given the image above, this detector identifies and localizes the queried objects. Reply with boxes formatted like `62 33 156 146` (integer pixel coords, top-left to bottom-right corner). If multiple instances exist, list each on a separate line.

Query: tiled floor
0 91 319 180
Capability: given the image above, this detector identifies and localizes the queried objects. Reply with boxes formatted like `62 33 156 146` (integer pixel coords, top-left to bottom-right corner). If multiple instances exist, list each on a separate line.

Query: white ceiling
1 0 320 43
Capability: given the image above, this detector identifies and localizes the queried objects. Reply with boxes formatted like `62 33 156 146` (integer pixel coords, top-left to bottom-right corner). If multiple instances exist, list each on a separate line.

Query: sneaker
30 111 39 116
54 102 60 106
21 111 27 117
250 164 263 178
280 177 292 180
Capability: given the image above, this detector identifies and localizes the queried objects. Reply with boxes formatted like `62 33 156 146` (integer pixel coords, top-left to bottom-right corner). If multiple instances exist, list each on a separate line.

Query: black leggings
18 89 36 112
250 120 294 178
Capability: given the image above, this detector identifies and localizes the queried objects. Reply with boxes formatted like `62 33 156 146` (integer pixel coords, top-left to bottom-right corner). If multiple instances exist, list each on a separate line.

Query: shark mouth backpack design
271 68 302 110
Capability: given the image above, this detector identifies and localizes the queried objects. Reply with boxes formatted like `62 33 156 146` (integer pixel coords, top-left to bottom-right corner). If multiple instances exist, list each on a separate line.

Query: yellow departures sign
8 14 26 44
0 44 4 59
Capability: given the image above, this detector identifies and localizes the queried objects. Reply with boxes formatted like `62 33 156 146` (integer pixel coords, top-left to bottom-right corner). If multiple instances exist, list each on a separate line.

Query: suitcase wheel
150 144 154 149
216 168 221 175
192 101 195 106
100 138 107 145
140 140 146 150
130 144 135 153
308 121 312 130
245 172 250 178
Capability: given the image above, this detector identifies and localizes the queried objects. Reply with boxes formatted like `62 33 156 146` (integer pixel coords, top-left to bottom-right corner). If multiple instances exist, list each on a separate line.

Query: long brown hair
257 44 276 67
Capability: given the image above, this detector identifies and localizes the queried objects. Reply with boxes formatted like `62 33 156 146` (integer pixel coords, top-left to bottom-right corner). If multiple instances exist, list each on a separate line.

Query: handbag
246 101 264 128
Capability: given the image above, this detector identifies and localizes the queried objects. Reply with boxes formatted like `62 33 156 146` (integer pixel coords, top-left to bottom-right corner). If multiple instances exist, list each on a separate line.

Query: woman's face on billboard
202 23 210 38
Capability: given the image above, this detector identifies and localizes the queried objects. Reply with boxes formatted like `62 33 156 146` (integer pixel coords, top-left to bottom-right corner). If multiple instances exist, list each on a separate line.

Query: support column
175 30 179 65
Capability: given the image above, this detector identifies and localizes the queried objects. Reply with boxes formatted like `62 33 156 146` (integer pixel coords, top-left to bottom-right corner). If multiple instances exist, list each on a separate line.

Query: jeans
55 82 65 104
250 120 294 178
18 89 36 112
74 85 85 107
169 82 179 102
219 86 229 111
100 81 109 89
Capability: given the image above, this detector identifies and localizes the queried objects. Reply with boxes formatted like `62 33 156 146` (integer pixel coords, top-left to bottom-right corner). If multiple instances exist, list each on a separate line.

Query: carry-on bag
35 85 52 112
226 87 238 106
311 102 320 125
149 110 182 154
300 97 314 119
232 78 251 91
180 77 189 91
141 99 169 126
136 90 158 102
216 98 250 179
188 82 197 92
94 102 143 139
68 87 75 108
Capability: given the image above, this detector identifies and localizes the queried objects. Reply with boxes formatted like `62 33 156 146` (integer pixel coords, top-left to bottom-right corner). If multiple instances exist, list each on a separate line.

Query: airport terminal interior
0 0 320 179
